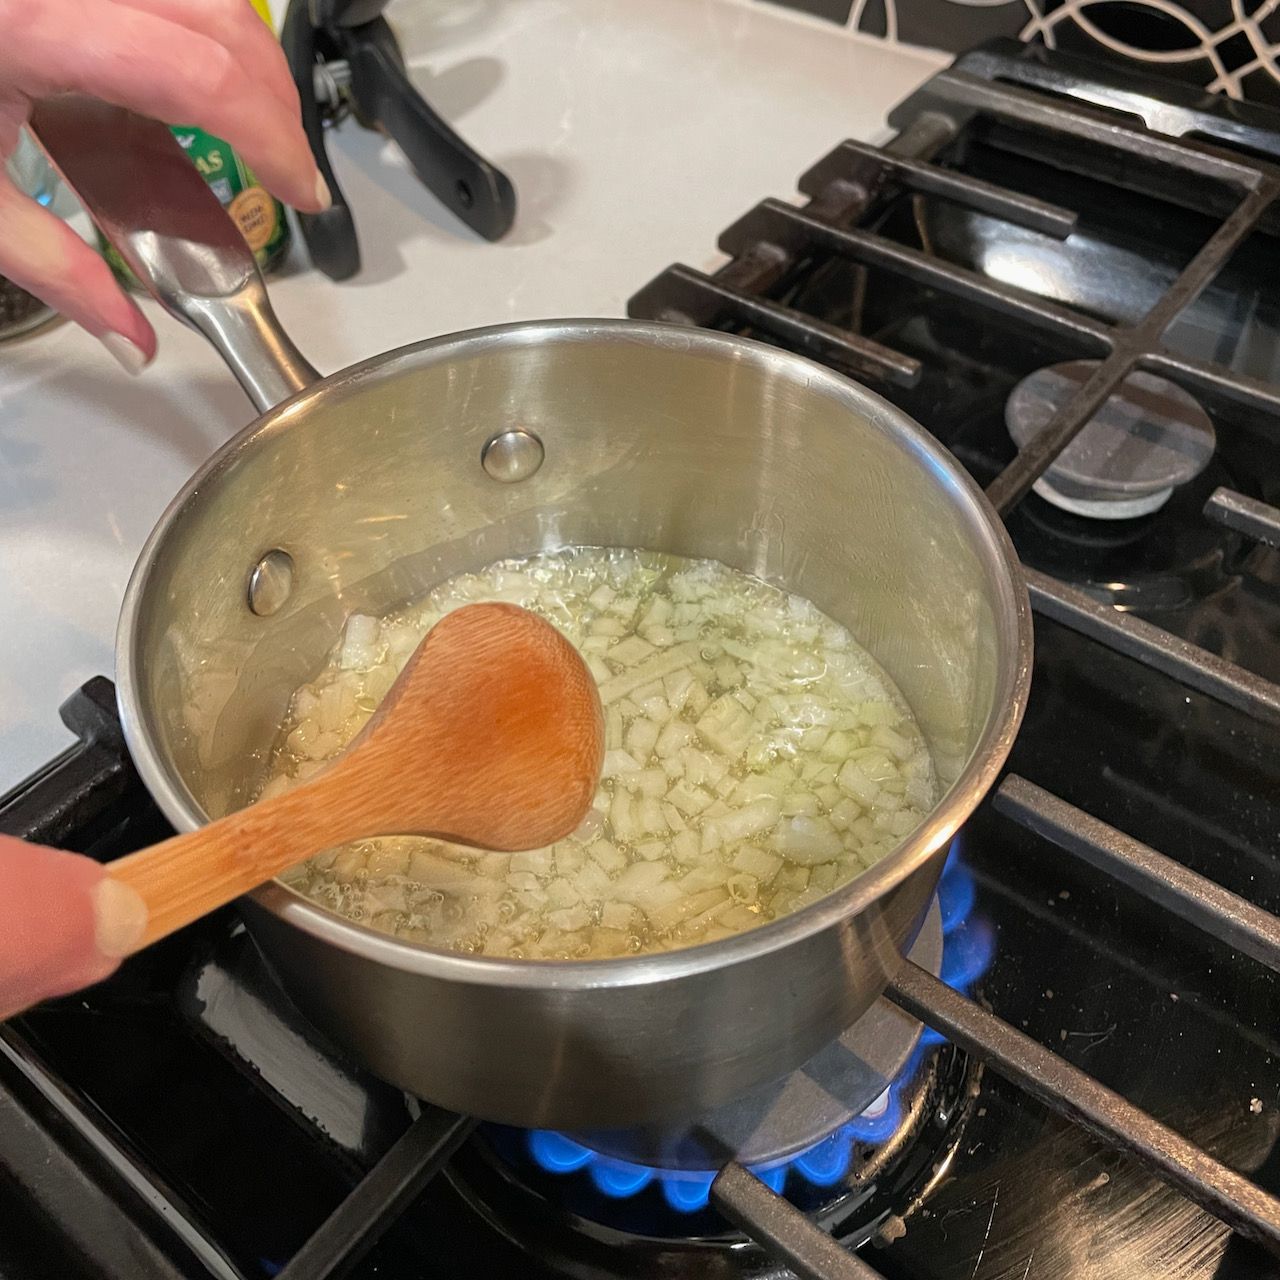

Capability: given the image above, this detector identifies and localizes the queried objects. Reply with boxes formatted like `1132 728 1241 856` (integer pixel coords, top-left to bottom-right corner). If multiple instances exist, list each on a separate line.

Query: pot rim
116 318 1032 991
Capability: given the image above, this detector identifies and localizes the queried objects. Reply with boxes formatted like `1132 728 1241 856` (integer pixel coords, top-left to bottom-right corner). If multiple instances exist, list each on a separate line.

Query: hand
0 834 146 1019
0 0 329 370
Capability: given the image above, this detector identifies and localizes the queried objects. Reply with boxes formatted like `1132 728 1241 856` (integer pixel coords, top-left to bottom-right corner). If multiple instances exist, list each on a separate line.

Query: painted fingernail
92 878 148 958
314 171 332 212
99 332 150 376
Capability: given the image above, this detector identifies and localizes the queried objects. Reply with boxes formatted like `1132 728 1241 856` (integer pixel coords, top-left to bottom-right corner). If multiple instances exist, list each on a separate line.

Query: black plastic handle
281 0 361 280
350 24 516 242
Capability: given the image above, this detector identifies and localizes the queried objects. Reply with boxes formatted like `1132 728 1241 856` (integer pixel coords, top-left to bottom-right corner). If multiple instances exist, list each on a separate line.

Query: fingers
1 0 327 212
113 0 299 114
0 836 145 1020
0 174 155 367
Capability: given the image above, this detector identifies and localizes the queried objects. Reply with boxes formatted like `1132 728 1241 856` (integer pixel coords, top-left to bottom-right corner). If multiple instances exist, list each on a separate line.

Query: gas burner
435 849 990 1272
1008 455 1246 612
1005 360 1216 519
441 1047 978 1278
568 903 944 1176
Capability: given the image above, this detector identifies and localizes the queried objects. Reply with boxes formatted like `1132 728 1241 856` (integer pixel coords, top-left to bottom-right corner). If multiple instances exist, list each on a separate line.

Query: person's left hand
0 834 145 1019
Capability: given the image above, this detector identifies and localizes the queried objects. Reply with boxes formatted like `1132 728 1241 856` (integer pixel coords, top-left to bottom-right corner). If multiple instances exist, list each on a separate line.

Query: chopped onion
266 548 936 959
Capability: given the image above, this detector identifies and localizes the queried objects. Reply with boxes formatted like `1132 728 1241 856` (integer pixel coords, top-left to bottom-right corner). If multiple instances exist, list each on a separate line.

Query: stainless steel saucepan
33 98 1031 1128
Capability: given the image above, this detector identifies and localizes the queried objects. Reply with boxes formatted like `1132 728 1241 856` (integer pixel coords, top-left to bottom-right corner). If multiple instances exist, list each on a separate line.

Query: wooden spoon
101 603 604 955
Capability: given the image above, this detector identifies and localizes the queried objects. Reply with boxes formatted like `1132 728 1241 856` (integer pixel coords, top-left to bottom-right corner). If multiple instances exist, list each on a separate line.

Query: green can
101 125 291 282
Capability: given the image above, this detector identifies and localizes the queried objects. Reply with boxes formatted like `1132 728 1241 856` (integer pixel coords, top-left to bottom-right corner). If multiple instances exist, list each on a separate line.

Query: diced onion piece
655 720 697 759
776 815 844 865
731 843 782 883
667 780 714 817
589 840 627 874
511 848 554 876
638 796 669 835
680 746 729 787
610 635 655 666
837 759 880 807
546 877 582 908
601 901 638 930
548 906 592 932
617 767 664 796
597 643 699 705
696 694 756 759
647 887 729 933
340 615 380 670
602 749 641 778
625 717 661 761
556 844 587 875
870 725 914 761
672 830 701 863
366 845 410 877
679 864 731 893
829 798 861 832
702 799 781 853
575 862 612 900
610 792 639 842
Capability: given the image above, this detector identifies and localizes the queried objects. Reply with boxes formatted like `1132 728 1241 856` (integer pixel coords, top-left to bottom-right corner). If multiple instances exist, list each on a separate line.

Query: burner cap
1005 360 1215 519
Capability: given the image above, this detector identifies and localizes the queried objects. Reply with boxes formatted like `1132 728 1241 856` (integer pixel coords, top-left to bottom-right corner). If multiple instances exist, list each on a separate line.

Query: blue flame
591 1160 654 1197
662 1171 715 1212
525 838 988 1211
529 1129 594 1173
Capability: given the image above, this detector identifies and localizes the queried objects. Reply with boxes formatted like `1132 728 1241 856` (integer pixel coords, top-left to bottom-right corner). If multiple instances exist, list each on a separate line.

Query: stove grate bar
628 264 923 387
1203 486 1280 549
895 70 1270 191
951 42 1280 166
0 1025 246 1279
719 199 1115 353
994 775 1280 972
711 1162 886 1280
0 1032 223 1280
885 961 1280 1250
984 179 1279 513
276 1108 476 1280
1026 568 1280 723
1140 349 1280 419
798 139 1079 239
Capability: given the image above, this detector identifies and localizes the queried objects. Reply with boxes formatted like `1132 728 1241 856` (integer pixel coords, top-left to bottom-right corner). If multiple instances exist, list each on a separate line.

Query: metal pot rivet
482 429 544 482
247 549 295 617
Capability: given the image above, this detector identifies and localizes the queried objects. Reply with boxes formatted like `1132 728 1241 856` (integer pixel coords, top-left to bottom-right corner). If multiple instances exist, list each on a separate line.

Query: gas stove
3 39 1280 1280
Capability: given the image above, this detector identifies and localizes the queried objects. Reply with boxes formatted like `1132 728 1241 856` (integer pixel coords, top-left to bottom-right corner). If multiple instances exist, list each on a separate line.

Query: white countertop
0 0 944 787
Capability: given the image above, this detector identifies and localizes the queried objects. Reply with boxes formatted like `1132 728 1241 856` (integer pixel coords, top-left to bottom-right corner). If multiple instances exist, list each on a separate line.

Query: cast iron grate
626 36 1280 1280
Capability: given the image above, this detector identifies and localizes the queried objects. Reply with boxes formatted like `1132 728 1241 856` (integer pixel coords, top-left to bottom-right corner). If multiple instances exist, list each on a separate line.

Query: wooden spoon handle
104 772 364 953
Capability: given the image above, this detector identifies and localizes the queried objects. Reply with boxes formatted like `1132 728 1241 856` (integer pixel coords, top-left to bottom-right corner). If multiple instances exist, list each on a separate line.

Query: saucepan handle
29 95 320 414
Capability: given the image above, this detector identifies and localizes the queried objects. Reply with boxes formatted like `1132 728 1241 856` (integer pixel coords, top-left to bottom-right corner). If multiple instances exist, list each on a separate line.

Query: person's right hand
0 0 329 371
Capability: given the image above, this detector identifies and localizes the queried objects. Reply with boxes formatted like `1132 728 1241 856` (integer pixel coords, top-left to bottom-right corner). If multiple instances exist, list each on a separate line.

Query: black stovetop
3 39 1280 1280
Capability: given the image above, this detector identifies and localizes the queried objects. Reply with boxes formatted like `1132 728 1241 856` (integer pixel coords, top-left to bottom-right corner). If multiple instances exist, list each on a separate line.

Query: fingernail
92 879 148 958
99 332 150 376
314 171 332 212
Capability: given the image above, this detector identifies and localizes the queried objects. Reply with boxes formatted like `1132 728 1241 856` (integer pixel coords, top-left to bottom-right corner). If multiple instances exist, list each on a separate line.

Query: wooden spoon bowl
103 603 604 954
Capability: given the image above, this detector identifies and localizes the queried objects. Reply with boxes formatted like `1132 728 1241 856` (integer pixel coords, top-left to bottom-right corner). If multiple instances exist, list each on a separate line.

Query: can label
101 125 291 281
